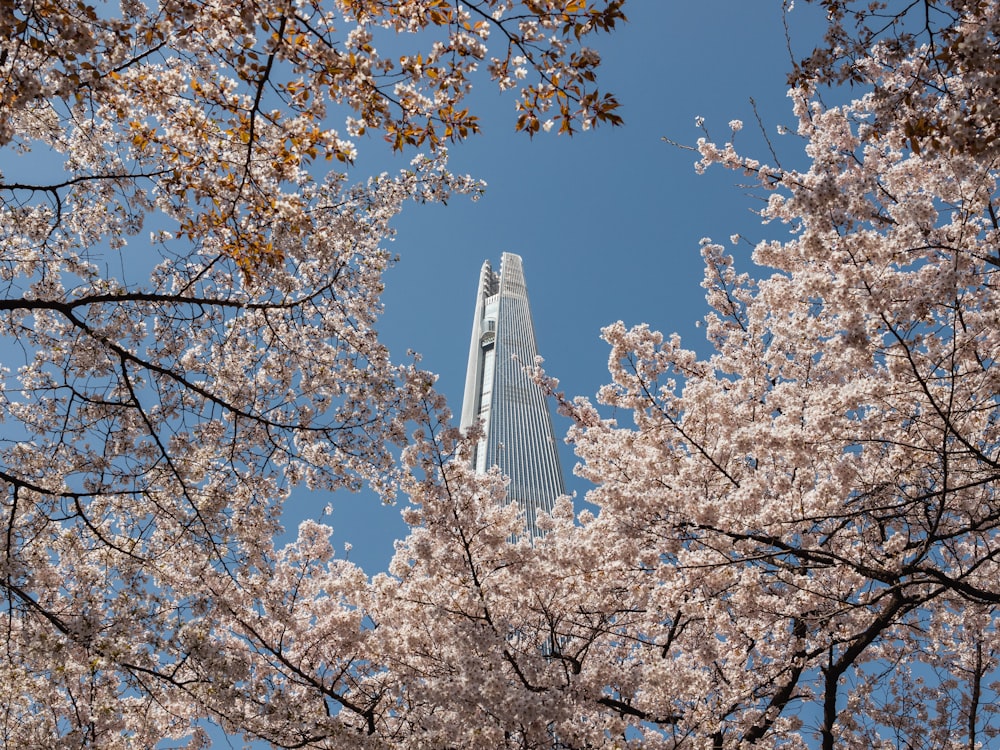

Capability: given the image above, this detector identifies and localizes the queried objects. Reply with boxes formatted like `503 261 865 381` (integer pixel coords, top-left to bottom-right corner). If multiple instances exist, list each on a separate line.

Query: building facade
459 253 566 538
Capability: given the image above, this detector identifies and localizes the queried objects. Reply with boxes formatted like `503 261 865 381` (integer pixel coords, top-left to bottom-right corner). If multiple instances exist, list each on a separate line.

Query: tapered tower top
460 253 565 538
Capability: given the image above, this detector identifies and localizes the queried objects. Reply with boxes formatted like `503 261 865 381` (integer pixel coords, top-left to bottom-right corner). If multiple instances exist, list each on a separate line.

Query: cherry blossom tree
0 0 624 746
320 1 999 747
793 0 1000 156
7 0 1000 748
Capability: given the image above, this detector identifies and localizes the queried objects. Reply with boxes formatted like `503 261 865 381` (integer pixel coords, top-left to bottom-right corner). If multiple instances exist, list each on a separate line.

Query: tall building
459 253 565 538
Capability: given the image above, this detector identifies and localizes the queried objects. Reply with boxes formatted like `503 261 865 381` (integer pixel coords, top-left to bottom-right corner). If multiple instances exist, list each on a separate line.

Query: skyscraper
459 253 566 538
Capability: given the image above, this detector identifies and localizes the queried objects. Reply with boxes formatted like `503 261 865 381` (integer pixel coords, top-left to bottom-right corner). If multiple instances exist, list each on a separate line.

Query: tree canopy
3 0 1000 748
377 1 1000 746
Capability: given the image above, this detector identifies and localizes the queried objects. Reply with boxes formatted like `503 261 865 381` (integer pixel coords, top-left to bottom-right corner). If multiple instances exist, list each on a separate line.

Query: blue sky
320 1 830 573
